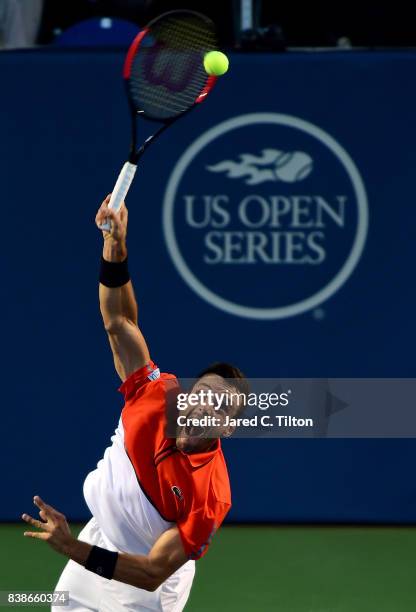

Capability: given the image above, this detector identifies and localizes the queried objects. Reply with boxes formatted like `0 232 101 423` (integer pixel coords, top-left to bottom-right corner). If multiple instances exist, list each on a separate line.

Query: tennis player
22 195 247 612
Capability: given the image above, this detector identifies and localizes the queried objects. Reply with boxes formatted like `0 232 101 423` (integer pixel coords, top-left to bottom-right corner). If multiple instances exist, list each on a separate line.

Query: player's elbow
102 315 126 335
140 562 169 592
137 573 164 592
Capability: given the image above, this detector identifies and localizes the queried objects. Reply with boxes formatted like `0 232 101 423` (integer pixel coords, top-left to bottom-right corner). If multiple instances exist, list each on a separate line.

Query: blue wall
1 49 416 522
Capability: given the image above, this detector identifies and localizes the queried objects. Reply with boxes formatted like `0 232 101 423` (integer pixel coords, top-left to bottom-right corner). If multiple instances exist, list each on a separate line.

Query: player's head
193 363 249 417
176 362 249 453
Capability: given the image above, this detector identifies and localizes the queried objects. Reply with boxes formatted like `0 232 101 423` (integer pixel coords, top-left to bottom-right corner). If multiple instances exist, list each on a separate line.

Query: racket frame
101 11 218 231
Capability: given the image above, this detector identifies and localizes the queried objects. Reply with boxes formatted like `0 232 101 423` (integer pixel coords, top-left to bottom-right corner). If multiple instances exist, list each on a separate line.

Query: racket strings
127 12 217 121
129 57 207 105
161 24 216 48
157 14 216 44
130 84 201 113
130 84 194 114
134 50 207 90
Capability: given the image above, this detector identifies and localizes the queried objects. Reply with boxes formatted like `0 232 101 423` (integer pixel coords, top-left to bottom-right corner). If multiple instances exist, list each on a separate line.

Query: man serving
22 196 247 611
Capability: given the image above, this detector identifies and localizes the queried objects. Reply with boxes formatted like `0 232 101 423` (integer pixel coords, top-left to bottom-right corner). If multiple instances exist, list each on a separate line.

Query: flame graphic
206 149 313 185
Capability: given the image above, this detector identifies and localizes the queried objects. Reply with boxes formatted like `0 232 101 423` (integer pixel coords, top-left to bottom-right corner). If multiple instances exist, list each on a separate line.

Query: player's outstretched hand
22 496 75 556
95 194 128 243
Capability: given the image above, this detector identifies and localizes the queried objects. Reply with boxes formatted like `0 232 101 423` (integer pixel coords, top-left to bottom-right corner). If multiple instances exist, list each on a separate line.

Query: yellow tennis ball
203 51 229 76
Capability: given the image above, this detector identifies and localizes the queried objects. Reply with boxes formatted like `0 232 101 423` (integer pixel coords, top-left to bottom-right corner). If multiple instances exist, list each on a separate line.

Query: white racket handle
100 161 137 231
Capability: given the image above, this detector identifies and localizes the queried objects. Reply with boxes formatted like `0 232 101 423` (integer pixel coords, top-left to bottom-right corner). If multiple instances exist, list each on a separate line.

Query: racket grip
100 162 137 231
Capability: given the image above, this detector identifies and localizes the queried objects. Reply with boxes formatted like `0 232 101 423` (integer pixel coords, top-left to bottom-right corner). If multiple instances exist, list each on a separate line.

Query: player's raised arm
95 195 150 381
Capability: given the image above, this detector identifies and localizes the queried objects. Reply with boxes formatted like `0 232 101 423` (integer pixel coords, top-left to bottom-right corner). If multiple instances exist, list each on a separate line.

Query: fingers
34 495 66 520
102 207 118 221
101 209 123 236
95 195 127 229
33 495 53 514
97 194 111 213
33 495 46 509
95 195 112 227
97 209 116 233
119 204 128 223
95 202 109 227
32 497 61 527
21 513 49 531
22 497 71 550
23 531 49 540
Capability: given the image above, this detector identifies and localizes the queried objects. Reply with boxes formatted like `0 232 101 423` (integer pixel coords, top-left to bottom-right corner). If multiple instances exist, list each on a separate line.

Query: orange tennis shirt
119 361 231 560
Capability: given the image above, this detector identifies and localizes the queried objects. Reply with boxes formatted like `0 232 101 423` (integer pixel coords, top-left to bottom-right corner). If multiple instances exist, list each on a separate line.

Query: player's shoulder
119 361 179 400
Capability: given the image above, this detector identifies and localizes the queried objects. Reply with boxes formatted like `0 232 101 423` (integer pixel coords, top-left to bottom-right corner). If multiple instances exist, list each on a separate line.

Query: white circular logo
163 113 369 320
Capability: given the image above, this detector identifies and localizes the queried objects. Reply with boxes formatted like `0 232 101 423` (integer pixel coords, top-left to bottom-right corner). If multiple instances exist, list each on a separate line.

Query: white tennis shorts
52 518 195 612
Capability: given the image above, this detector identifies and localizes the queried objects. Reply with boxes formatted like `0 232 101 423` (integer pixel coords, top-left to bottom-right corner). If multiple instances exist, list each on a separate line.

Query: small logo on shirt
171 485 184 501
147 368 161 381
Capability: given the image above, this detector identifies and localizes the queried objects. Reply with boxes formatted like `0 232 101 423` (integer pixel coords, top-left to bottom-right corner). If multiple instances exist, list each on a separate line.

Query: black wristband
84 545 119 579
99 256 130 288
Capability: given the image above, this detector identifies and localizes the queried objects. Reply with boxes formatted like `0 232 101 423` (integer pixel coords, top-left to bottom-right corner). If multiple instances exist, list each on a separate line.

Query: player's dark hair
197 362 249 415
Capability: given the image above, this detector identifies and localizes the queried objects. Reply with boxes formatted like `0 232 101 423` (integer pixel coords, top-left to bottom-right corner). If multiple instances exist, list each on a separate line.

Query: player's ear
222 423 235 438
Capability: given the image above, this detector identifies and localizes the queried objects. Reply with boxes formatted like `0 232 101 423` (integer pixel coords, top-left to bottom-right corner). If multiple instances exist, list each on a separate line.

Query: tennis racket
100 10 219 231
